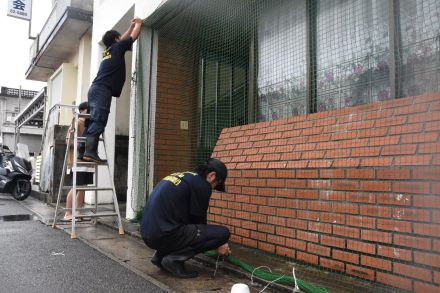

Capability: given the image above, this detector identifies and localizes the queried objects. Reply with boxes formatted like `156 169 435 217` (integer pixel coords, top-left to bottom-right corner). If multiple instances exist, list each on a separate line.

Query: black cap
207 158 228 192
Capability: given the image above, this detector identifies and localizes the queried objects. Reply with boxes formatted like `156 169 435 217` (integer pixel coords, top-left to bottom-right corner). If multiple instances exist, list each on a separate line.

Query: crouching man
140 158 231 278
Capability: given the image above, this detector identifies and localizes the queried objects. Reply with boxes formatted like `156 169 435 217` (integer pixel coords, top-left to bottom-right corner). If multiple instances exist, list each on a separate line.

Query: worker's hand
130 18 136 27
216 243 231 256
130 17 141 27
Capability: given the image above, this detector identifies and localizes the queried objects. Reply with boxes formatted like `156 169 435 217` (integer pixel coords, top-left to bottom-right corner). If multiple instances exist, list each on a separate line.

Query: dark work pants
198 225 230 253
144 224 230 257
86 84 112 137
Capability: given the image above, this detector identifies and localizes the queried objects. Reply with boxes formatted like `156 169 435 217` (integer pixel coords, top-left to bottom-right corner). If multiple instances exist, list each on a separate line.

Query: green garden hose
204 251 329 293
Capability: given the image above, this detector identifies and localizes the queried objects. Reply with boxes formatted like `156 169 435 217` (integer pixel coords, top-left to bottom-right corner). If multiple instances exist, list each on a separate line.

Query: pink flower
354 64 363 75
378 90 389 101
325 71 334 82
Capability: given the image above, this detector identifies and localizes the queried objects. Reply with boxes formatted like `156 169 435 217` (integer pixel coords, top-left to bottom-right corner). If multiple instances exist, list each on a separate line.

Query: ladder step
77 113 90 118
62 186 113 191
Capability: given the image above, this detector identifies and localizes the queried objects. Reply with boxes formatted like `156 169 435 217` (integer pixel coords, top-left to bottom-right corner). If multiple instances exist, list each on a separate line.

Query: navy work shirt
92 37 133 97
140 172 212 246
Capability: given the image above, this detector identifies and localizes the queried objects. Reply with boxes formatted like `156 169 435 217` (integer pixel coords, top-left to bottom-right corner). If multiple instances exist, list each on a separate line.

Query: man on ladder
83 16 142 163
53 17 142 238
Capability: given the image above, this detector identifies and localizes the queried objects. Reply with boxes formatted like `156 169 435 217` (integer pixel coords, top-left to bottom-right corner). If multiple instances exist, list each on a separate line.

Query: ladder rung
81 212 118 218
56 211 118 218
58 207 96 213
76 136 104 142
62 186 113 191
75 161 107 166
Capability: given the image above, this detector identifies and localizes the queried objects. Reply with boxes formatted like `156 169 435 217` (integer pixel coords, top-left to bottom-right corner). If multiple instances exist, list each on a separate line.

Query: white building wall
76 33 92 104
43 32 91 126
88 1 136 204
47 63 78 126
115 51 132 135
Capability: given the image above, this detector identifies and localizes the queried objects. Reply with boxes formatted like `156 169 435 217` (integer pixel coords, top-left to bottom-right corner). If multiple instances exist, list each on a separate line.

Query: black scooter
0 152 33 201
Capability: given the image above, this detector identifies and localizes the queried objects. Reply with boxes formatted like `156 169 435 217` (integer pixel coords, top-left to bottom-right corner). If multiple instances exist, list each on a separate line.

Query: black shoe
151 251 164 269
77 142 85 160
83 154 107 163
161 248 198 278
161 258 198 278
83 135 107 163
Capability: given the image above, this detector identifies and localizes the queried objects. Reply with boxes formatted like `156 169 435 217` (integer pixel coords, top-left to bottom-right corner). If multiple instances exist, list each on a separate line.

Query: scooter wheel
12 179 31 201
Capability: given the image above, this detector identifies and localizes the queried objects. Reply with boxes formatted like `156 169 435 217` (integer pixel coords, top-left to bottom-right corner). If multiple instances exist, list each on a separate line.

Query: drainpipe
14 86 22 152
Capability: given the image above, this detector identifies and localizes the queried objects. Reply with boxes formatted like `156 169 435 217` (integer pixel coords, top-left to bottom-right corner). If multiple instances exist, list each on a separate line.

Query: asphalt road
0 194 165 293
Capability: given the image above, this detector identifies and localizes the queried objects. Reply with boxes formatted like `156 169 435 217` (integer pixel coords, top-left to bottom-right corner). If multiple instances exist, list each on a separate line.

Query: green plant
130 208 144 223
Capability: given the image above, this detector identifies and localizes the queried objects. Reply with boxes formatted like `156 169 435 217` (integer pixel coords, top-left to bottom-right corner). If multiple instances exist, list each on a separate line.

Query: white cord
292 267 300 292
213 255 222 277
251 266 272 285
251 265 301 293
259 274 285 293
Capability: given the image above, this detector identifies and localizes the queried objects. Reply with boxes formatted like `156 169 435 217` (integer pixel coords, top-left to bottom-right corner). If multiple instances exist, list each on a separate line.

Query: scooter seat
0 168 9 176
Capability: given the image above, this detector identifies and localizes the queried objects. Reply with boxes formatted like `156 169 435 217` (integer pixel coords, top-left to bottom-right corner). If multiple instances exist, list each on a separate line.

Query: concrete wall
114 135 129 201
46 124 69 203
1 132 41 154
211 93 440 292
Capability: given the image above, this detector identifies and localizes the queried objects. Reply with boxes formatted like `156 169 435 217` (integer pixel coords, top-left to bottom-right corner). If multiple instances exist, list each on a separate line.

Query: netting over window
315 0 390 112
149 0 440 175
397 0 440 97
257 0 308 121
153 0 254 174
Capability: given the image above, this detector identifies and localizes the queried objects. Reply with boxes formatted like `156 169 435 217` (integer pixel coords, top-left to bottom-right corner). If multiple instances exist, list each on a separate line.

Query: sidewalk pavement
19 194 391 293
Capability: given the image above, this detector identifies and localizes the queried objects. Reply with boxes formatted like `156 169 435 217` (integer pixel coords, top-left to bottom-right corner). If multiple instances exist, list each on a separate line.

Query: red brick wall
154 37 198 183
211 93 440 292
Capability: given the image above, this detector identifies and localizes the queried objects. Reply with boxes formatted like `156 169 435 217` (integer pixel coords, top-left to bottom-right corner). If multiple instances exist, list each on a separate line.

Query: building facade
26 0 439 290
0 86 41 153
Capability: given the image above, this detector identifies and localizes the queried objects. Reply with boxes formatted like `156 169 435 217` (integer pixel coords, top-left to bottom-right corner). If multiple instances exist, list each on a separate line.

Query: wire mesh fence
146 0 440 291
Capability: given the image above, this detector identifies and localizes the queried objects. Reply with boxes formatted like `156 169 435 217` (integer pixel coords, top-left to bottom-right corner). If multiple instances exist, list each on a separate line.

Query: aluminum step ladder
52 111 124 239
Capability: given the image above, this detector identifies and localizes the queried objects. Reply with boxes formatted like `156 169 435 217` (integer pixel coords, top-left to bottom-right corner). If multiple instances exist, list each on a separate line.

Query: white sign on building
7 0 32 21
